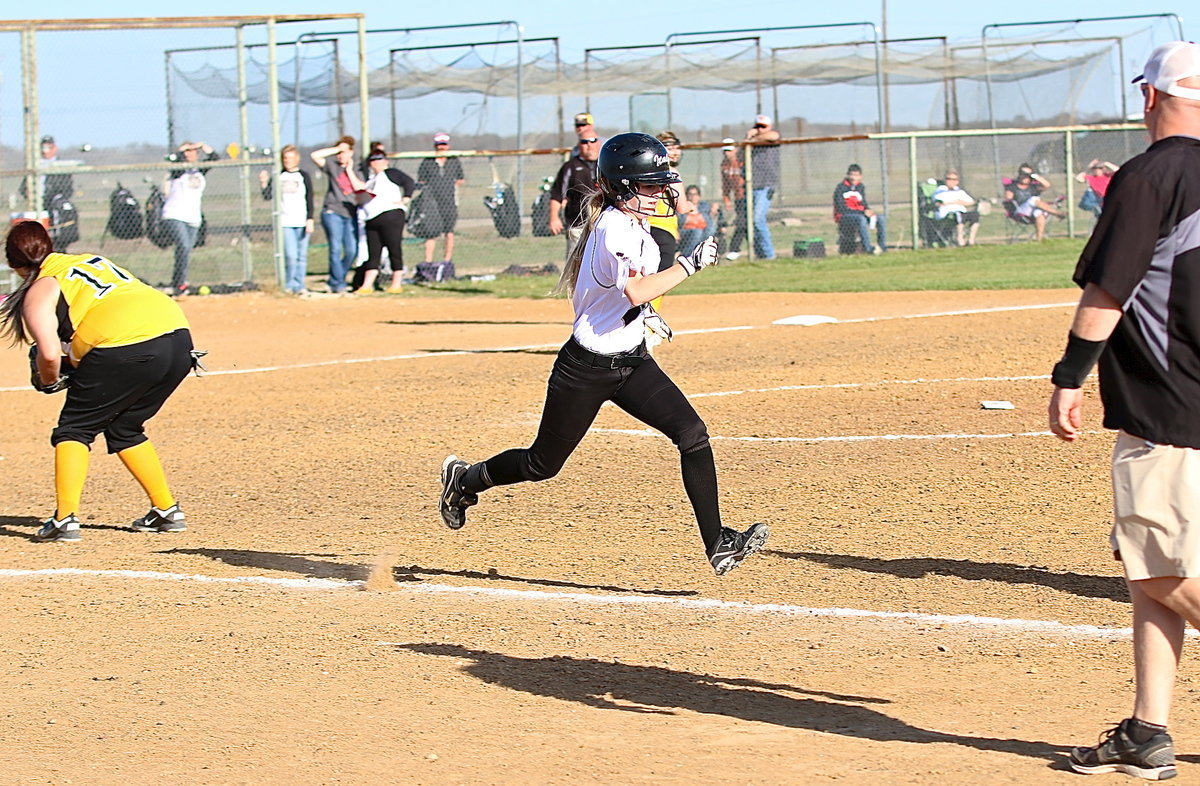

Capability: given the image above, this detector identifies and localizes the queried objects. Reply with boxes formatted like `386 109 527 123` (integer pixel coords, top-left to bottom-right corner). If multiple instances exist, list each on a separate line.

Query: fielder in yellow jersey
36 251 189 363
0 221 197 543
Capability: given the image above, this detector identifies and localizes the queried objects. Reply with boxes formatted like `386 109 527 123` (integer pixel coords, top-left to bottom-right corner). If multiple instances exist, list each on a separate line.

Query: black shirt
550 154 598 227
1073 135 1200 448
417 157 464 206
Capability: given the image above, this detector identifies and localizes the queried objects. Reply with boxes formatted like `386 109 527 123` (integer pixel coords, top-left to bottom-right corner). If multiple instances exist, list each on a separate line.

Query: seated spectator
931 170 980 246
1004 169 1065 241
833 164 886 255
1075 159 1119 217
678 184 717 257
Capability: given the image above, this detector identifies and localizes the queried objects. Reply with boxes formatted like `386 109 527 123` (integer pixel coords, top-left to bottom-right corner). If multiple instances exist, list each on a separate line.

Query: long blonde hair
553 185 618 297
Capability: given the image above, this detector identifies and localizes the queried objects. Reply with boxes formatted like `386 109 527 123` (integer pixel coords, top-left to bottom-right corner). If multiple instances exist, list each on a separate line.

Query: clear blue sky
17 2 1189 60
2 3 1187 149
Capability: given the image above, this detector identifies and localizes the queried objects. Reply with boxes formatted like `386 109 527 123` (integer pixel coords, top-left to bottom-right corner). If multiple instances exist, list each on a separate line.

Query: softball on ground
197 285 211 296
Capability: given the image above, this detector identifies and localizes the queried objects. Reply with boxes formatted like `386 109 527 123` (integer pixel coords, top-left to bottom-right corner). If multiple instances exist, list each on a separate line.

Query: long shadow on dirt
162 548 367 582
0 515 174 540
0 516 43 541
769 551 1128 603
394 642 1068 764
393 564 699 597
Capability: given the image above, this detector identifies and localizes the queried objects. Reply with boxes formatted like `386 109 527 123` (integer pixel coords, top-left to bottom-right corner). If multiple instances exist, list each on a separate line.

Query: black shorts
52 329 194 453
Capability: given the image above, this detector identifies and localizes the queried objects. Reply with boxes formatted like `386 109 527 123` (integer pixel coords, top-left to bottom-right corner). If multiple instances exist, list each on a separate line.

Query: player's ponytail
0 220 54 344
553 182 617 298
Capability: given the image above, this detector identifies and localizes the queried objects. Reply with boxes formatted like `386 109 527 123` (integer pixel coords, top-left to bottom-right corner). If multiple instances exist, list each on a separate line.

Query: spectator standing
161 140 218 297
417 133 465 269
1075 159 1120 217
20 135 75 215
719 138 747 260
311 136 365 294
833 164 887 255
744 115 780 260
548 134 600 260
931 170 980 246
678 185 717 257
1049 41 1200 782
571 112 606 154
355 149 415 294
259 145 314 295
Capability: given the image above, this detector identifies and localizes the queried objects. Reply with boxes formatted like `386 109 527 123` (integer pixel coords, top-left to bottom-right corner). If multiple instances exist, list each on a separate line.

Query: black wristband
1051 331 1106 388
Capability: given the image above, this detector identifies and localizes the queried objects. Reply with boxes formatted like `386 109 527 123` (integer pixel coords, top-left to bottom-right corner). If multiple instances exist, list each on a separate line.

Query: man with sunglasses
548 133 600 259
1049 41 1200 781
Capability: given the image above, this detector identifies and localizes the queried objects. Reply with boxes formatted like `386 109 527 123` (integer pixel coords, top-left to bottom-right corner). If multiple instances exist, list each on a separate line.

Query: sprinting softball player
1 220 197 542
439 132 768 576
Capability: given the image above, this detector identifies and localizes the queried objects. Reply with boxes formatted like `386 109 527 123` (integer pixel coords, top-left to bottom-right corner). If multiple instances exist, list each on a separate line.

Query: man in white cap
743 114 780 259
1049 41 1200 780
417 132 465 269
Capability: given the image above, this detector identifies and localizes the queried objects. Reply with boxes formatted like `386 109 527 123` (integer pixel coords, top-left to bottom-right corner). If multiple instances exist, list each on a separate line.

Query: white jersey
161 169 206 225
278 170 309 228
572 206 659 354
361 170 405 221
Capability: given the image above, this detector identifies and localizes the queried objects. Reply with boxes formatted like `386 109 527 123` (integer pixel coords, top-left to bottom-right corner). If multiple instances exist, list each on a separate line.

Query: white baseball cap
754 114 772 126
1133 41 1200 101
721 138 737 150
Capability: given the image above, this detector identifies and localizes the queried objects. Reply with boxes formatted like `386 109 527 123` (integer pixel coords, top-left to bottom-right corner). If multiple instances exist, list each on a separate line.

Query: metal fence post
268 18 285 290
236 26 253 282
909 134 919 250
1064 129 1076 239
744 141 755 261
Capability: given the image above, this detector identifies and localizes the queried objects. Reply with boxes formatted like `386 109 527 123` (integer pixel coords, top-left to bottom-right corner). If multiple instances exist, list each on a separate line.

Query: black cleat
708 522 769 576
1069 718 1176 780
439 455 478 530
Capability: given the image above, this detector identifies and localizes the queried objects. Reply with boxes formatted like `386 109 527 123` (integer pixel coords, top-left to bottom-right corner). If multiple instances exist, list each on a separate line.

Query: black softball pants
52 329 194 453
364 209 406 272
466 338 724 552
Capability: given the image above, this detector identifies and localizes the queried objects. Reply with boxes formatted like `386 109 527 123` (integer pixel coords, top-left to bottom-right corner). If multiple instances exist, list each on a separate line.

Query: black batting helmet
598 132 681 202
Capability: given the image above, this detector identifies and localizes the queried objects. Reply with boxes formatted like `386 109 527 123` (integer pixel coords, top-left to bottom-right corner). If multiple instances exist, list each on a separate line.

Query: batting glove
677 237 718 276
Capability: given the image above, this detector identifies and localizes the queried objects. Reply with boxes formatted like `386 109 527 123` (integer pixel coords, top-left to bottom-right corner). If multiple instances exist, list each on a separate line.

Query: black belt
564 337 646 368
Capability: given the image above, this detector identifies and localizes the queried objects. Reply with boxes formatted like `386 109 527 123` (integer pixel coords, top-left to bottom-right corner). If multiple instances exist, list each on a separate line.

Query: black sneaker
1069 718 1176 780
439 455 477 530
34 514 81 543
131 505 187 533
708 523 769 576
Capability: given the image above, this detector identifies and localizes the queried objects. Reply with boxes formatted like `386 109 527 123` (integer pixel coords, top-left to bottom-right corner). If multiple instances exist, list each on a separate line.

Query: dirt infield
2 287 1197 784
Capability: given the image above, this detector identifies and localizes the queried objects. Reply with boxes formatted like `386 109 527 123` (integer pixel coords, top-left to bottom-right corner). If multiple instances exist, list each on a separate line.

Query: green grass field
412 237 1088 299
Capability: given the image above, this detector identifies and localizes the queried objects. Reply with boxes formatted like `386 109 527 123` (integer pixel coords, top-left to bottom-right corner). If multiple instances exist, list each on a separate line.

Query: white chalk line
0 567 1139 639
0 300 1074 391
836 302 1076 324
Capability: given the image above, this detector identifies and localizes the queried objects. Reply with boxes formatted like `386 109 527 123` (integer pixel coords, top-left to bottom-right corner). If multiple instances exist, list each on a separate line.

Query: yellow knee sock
118 441 175 510
54 441 90 518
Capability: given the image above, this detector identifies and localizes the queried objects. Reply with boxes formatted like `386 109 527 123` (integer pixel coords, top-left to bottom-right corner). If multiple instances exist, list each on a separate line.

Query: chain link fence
0 14 1162 294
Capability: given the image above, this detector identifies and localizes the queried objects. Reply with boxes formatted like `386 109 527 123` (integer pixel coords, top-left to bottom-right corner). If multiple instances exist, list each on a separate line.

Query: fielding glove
677 237 718 276
28 344 72 394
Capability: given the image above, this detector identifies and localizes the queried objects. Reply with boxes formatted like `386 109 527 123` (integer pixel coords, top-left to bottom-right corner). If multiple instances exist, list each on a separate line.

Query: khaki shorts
1111 430 1200 580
